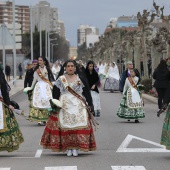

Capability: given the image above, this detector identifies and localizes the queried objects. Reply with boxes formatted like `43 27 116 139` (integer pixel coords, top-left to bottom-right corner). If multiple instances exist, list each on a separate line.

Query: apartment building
0 1 30 33
31 1 59 33
77 25 99 46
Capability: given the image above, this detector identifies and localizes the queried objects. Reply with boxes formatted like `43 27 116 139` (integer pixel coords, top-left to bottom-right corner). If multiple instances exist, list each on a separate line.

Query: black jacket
0 70 11 105
153 68 170 88
24 68 35 88
85 69 99 93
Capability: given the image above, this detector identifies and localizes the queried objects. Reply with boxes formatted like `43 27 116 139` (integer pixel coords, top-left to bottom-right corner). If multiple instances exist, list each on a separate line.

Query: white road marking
35 149 43 158
111 166 146 170
45 167 77 170
117 134 170 152
0 168 11 170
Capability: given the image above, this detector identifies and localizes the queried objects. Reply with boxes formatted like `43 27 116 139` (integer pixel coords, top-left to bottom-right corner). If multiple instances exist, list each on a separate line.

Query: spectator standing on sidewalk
119 61 133 92
153 60 170 114
18 63 23 79
5 64 11 82
24 60 38 88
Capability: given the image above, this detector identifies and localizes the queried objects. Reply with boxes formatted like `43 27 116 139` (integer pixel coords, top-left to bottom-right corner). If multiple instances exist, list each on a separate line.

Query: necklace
67 73 74 76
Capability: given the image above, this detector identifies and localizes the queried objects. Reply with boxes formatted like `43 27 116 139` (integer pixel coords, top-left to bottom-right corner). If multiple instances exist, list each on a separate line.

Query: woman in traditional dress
104 62 120 92
40 60 96 157
85 61 101 117
51 61 61 80
24 56 55 125
117 68 145 123
0 69 24 152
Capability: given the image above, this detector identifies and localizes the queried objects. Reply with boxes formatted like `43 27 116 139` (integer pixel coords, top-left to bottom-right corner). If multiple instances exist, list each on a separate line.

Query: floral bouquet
49 99 62 112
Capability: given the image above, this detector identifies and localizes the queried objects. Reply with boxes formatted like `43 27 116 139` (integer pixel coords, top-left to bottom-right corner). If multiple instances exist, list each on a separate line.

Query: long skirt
117 90 145 119
91 91 101 111
28 81 52 122
104 78 119 91
0 105 24 152
40 113 96 152
29 103 51 122
160 104 170 150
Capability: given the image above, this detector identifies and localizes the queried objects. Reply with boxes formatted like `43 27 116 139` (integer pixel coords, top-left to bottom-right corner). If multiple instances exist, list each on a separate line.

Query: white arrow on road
111 166 146 170
45 167 77 170
117 134 170 152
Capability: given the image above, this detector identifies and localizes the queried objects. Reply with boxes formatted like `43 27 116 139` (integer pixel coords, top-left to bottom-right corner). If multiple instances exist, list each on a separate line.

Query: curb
142 94 157 104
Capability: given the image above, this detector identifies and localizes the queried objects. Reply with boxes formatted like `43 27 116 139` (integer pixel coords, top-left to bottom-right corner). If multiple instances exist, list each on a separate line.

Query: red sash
128 77 138 90
60 76 99 128
36 69 53 87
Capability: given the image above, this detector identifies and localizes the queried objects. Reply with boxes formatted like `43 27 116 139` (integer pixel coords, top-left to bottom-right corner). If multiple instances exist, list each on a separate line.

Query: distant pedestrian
104 62 120 92
24 60 38 88
0 61 3 71
5 64 11 81
18 63 23 79
85 61 101 117
153 60 170 115
119 61 133 92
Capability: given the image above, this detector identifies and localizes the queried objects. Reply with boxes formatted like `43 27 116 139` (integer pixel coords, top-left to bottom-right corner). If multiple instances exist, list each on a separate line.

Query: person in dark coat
24 60 38 88
119 61 133 92
85 60 101 117
5 64 11 81
153 60 170 114
18 63 23 79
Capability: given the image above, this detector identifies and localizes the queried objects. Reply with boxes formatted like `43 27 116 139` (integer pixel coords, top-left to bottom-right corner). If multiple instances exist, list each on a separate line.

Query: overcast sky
12 0 170 46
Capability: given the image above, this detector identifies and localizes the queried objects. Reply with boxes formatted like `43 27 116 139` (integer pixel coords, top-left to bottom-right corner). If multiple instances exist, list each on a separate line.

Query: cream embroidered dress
117 76 145 119
56 75 88 130
29 66 53 122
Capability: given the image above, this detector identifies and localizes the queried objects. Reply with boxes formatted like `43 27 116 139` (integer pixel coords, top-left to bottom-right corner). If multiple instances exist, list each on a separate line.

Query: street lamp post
30 4 49 58
51 43 58 63
30 5 33 61
13 0 16 85
48 34 57 62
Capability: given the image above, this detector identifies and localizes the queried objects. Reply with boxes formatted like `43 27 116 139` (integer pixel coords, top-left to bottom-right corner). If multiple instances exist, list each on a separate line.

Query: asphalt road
0 90 169 170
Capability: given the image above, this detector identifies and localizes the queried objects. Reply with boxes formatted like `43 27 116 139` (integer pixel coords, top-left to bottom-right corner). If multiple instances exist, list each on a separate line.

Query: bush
140 79 152 93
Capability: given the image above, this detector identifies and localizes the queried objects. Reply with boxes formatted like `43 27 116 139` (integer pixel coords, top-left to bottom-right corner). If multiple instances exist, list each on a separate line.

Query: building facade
77 25 99 46
0 1 30 33
31 1 59 33
117 15 138 28
58 20 66 39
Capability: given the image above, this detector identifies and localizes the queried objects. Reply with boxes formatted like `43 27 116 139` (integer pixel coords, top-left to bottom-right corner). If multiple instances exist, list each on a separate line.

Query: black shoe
135 120 139 123
157 109 164 117
97 111 100 117
162 103 168 111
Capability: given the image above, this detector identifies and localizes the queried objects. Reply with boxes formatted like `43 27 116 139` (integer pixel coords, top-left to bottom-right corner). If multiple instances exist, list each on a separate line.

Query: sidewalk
142 93 157 104
8 77 24 97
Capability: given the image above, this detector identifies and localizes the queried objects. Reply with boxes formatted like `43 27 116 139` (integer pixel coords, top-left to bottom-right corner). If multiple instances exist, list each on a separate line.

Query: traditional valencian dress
104 62 120 92
117 76 145 120
0 73 24 152
160 107 170 149
40 75 96 152
28 66 53 122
